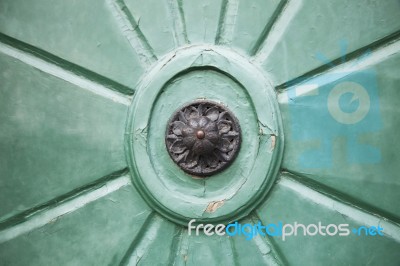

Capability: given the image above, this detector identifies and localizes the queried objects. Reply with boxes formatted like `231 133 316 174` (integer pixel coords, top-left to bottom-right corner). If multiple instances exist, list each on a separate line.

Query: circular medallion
125 45 283 225
165 101 241 177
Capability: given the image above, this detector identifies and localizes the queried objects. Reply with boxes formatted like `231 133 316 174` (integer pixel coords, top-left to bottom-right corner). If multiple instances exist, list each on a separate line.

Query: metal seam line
0 42 132 106
279 175 400 243
0 175 131 244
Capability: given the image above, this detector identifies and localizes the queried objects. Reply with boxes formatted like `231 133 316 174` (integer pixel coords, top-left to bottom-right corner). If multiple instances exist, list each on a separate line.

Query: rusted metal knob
165 101 241 177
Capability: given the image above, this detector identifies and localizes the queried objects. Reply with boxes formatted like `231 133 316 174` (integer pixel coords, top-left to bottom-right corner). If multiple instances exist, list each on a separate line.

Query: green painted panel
257 174 400 266
0 53 128 221
0 0 399 264
176 230 234 266
279 52 400 218
136 217 179 265
182 0 223 44
0 0 144 88
230 217 283 265
0 185 152 266
262 0 400 86
231 0 281 53
125 0 177 56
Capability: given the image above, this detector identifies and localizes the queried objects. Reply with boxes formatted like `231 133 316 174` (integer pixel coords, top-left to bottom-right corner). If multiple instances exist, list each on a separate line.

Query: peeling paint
205 200 225 213
270 134 276 151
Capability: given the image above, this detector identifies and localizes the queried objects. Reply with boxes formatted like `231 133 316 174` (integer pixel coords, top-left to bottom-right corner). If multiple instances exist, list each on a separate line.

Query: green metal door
0 0 399 265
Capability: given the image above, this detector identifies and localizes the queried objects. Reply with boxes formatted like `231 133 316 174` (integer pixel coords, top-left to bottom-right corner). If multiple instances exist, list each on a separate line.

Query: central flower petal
204 121 218 132
206 131 219 144
192 139 215 155
185 152 199 169
182 126 195 137
205 153 219 168
188 118 199 128
182 135 196 148
198 116 209 127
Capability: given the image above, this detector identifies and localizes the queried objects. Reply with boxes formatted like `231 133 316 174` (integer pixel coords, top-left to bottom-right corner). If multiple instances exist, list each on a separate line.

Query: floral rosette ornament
165 101 241 176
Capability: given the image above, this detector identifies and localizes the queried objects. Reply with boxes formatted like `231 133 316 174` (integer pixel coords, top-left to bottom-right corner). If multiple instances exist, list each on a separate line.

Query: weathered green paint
259 0 400 86
0 52 128 221
125 0 177 56
230 0 282 53
0 0 145 88
0 0 399 265
257 173 400 266
0 184 152 266
181 0 223 44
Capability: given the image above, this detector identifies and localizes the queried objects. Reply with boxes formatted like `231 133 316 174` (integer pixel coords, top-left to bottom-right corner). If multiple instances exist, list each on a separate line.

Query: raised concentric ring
125 45 284 225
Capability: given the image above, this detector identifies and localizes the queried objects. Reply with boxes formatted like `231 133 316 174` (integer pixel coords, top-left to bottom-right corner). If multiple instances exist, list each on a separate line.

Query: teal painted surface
231 0 282 53
260 0 400 86
0 52 128 221
0 184 152 266
181 0 223 44
230 217 282 265
125 0 177 56
179 230 234 266
0 0 399 265
131 216 179 265
257 173 400 266
0 0 145 88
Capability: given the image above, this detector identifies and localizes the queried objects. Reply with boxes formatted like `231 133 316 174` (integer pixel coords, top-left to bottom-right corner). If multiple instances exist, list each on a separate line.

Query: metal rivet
196 130 205 139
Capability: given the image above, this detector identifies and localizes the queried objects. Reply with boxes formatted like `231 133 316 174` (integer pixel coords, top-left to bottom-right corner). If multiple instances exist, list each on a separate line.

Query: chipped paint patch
270 134 276 151
205 200 225 213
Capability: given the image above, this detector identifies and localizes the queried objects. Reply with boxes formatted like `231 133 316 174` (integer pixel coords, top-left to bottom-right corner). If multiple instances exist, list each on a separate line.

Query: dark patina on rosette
165 101 241 177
